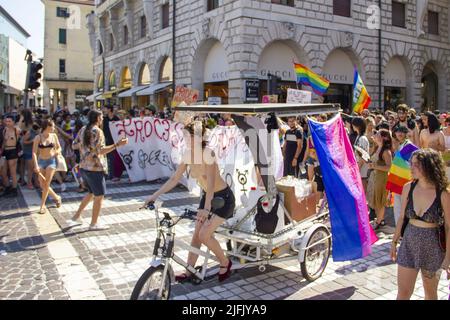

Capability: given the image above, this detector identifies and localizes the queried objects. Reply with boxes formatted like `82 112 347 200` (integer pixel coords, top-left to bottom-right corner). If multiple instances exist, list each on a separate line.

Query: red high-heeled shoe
218 259 233 282
175 272 193 283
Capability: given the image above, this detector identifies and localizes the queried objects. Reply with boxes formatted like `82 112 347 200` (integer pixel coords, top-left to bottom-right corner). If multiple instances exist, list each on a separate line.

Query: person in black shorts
145 120 236 283
0 115 21 196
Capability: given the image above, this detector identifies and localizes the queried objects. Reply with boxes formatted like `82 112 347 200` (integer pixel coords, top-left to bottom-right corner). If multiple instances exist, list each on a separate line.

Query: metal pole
172 0 176 108
102 54 105 109
23 50 32 108
378 0 382 111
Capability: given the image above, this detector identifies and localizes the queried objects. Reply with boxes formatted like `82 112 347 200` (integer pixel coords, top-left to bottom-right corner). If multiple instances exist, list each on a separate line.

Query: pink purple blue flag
309 114 378 261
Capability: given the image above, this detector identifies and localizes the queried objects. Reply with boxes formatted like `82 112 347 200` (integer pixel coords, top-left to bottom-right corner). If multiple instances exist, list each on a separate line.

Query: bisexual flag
309 115 378 261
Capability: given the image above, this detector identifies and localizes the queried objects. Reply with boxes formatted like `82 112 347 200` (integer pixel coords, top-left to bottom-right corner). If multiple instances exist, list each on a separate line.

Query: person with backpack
390 149 450 300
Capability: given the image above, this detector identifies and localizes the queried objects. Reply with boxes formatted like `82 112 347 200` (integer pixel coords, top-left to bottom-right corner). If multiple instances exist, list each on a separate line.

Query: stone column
108 10 119 52
142 0 154 39
52 90 58 113
416 0 429 37
86 12 97 59
68 86 76 112
43 83 51 109
131 94 138 107
124 0 135 45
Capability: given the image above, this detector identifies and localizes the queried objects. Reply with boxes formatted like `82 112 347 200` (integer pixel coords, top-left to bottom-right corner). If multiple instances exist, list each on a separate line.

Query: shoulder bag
54 134 68 172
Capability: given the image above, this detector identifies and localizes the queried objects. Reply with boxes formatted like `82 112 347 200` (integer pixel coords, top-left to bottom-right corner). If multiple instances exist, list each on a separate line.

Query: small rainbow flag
294 62 330 96
386 142 418 195
352 69 371 114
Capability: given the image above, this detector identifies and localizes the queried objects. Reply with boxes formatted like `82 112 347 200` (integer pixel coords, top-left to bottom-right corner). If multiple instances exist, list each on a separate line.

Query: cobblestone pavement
0 191 69 300
1 179 448 300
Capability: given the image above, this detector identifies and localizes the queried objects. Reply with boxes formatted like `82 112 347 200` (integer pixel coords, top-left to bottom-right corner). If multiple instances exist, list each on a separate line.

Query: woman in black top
391 149 450 300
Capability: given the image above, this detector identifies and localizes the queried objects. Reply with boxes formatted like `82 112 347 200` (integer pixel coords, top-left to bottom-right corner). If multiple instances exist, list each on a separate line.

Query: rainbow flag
309 114 378 261
352 69 371 114
294 63 330 96
386 142 418 195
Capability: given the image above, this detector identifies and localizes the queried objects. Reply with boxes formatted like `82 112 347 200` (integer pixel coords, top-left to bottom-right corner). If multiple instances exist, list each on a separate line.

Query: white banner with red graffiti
109 117 283 206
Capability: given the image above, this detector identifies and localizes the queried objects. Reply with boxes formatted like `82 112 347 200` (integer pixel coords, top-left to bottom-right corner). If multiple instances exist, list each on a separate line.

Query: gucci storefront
384 57 407 111
257 41 299 103
322 49 355 114
203 42 229 104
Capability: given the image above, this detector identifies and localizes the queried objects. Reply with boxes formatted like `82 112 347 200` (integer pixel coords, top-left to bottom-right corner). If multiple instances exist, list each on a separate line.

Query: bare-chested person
420 112 445 152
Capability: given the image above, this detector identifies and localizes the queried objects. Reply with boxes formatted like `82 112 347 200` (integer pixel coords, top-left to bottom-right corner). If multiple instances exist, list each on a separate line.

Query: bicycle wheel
130 265 171 300
300 226 331 282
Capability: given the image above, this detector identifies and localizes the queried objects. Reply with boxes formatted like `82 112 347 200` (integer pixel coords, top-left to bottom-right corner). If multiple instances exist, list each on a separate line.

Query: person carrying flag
352 69 371 115
386 125 419 226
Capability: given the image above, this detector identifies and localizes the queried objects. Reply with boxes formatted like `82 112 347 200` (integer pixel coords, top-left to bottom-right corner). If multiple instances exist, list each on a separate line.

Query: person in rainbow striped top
386 125 419 226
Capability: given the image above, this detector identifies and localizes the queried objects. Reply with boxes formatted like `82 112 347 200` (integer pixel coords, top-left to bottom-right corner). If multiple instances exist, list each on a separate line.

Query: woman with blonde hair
391 149 449 300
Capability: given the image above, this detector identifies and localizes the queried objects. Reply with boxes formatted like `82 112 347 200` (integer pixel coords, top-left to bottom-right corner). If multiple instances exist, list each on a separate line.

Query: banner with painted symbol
109 118 283 207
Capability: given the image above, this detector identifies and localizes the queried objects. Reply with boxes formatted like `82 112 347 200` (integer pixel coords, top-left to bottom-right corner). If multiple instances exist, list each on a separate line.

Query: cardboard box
277 184 320 223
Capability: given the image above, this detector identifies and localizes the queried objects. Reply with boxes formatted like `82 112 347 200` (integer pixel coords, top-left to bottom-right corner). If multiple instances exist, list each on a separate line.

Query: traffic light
28 61 43 90
268 73 281 95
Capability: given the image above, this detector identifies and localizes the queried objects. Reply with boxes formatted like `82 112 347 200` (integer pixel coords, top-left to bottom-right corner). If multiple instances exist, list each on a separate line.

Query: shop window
323 84 353 114
271 0 294 6
392 1 406 28
140 16 147 38
204 82 229 105
207 0 219 11
333 0 351 17
428 11 439 35
384 87 406 111
258 80 298 103
162 4 170 29
59 28 67 44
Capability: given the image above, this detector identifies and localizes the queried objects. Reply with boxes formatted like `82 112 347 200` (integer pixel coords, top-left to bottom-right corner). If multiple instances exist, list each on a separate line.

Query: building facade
42 0 95 112
90 0 450 113
0 5 30 113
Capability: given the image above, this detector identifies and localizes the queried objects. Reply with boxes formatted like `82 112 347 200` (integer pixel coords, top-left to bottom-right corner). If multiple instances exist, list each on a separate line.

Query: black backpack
254 195 280 234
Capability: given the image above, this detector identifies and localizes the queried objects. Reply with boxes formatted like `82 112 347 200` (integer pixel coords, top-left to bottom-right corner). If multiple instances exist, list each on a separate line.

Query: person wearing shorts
145 121 236 283
68 110 128 231
32 119 62 214
1 116 20 196
199 186 235 220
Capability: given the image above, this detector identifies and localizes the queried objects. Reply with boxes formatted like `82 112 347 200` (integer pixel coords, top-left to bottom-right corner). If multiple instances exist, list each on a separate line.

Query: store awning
86 92 104 102
118 85 150 98
136 82 172 96
102 88 128 99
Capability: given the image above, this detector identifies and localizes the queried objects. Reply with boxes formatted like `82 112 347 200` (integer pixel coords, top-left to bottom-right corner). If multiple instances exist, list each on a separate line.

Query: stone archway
120 66 132 89
191 38 230 100
421 62 439 112
321 48 363 113
383 56 414 110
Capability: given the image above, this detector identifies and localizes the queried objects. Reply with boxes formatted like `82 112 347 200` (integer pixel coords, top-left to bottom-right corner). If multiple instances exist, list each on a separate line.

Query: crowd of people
0 102 449 297
279 105 449 300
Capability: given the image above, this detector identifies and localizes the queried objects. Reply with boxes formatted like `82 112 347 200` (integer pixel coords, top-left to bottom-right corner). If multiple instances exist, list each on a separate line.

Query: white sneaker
66 218 83 228
89 223 110 231
61 183 67 192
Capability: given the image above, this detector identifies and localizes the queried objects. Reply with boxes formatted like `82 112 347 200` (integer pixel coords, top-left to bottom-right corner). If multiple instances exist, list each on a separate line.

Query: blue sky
0 0 44 57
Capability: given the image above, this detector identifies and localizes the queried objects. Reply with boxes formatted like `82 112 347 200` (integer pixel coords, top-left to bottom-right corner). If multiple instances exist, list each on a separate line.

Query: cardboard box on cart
276 181 321 223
